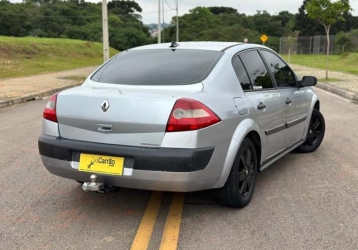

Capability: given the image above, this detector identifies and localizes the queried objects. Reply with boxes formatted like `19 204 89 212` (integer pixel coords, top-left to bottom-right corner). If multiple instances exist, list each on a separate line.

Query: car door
234 50 287 161
260 50 312 148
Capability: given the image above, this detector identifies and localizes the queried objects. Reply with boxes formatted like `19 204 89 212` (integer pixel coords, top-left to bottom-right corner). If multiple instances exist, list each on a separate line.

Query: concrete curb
315 82 358 102
0 83 82 109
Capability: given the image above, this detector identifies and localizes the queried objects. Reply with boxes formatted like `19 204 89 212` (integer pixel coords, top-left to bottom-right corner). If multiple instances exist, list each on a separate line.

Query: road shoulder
0 66 97 108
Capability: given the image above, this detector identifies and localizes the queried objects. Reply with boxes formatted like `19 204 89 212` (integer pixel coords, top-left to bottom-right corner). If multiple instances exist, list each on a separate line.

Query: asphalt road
0 88 357 250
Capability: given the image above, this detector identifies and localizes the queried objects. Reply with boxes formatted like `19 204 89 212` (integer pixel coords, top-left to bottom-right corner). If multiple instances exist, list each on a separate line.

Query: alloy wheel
303 113 322 147
238 148 254 196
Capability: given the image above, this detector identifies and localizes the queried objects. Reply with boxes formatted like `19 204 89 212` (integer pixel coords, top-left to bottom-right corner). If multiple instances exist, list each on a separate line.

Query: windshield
91 49 224 86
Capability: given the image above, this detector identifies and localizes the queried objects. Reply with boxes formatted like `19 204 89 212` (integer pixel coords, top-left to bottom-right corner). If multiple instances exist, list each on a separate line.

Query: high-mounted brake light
166 98 221 132
43 93 59 123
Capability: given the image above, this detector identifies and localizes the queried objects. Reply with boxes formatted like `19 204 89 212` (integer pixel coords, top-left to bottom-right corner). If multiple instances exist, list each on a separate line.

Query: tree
108 0 142 20
335 29 358 53
207 6 237 15
294 0 325 35
286 30 300 63
252 11 283 37
306 0 351 79
275 11 295 30
171 7 218 41
0 0 151 50
335 31 351 53
295 0 358 35
162 7 287 51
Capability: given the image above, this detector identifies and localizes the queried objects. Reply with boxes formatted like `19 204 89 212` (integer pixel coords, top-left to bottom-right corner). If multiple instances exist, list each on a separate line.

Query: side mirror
298 76 317 87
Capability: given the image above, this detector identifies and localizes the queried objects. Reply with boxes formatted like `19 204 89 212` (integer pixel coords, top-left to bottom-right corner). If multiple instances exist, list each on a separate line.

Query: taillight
166 98 221 132
43 93 59 123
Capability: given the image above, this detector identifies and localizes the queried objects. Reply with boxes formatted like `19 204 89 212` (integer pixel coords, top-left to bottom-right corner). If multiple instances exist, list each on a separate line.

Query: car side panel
280 88 313 147
212 118 262 188
244 90 287 160
188 58 266 188
304 88 320 141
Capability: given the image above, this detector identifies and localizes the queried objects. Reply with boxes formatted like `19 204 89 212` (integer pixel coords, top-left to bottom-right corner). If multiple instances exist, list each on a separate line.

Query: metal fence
279 35 338 55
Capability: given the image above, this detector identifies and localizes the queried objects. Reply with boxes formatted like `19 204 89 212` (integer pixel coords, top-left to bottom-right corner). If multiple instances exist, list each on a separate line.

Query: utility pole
176 0 179 42
102 0 110 62
162 0 165 43
158 0 161 44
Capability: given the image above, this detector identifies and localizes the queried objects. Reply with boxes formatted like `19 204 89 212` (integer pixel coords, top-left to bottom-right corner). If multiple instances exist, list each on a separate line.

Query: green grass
282 53 358 76
0 36 119 78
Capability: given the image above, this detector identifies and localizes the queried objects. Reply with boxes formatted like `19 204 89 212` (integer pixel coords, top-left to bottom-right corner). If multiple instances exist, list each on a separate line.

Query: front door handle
286 98 292 105
257 102 267 110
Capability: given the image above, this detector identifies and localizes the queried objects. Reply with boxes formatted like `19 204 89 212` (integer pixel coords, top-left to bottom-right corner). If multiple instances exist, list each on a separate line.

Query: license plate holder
79 153 124 176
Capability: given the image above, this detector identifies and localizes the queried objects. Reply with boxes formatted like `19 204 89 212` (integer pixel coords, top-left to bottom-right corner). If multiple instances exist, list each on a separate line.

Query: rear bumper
38 135 214 172
38 135 226 192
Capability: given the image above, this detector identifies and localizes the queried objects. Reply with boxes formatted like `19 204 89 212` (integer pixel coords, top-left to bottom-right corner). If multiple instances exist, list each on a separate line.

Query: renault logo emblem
101 100 110 112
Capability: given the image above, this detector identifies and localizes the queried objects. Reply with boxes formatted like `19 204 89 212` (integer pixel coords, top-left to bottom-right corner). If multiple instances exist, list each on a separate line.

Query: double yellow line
131 192 185 250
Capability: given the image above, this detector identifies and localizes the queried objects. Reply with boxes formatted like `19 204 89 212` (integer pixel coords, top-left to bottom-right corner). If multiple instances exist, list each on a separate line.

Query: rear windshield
91 49 224 85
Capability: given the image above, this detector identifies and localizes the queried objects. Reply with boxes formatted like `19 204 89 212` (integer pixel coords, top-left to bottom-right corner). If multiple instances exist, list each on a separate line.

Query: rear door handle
257 102 267 110
286 98 292 105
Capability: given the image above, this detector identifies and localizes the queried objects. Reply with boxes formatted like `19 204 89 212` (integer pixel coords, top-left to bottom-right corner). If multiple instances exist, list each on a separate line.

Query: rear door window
260 50 296 88
239 50 274 90
91 49 224 86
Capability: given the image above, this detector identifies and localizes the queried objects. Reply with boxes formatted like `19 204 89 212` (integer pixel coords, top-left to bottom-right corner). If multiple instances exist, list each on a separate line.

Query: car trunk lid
56 84 202 147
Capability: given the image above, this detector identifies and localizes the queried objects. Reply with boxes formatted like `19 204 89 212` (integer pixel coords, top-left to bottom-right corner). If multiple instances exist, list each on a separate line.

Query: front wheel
295 109 325 153
216 137 258 208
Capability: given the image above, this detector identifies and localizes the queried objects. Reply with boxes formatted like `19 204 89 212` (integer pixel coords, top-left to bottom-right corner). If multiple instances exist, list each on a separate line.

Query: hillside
0 36 119 79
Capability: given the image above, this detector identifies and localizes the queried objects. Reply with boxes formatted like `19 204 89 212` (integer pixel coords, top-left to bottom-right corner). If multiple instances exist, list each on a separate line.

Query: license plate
79 154 124 176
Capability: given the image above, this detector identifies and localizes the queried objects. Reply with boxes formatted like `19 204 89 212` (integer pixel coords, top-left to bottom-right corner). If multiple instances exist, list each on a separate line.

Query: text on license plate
79 154 124 176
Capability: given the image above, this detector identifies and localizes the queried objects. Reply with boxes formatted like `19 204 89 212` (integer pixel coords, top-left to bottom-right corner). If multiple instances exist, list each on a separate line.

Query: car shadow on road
183 152 305 209
56 151 304 214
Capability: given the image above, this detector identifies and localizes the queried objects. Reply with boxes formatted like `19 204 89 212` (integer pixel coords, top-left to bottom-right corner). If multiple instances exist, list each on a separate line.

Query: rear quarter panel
190 49 264 188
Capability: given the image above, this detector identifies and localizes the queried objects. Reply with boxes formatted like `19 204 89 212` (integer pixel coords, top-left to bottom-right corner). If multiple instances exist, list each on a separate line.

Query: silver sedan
38 42 325 208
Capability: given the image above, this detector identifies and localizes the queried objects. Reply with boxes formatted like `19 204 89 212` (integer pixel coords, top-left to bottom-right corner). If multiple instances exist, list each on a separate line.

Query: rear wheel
216 137 258 208
295 109 325 153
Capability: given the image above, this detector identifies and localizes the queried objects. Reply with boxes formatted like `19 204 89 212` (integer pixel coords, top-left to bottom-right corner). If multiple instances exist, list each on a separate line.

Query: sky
137 0 358 24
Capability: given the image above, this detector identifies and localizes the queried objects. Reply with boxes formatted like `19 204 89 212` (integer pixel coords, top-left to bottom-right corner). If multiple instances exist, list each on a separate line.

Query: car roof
130 41 243 52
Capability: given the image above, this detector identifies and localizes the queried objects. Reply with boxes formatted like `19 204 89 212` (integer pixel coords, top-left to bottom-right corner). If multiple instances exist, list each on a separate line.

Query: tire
295 109 325 153
216 137 258 208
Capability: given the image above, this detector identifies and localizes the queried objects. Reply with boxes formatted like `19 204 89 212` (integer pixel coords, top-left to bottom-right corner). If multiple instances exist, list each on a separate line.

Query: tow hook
82 174 120 194
82 175 104 192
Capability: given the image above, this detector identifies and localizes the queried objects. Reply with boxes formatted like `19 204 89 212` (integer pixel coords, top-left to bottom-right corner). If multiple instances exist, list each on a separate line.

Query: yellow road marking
159 193 185 250
131 192 163 250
